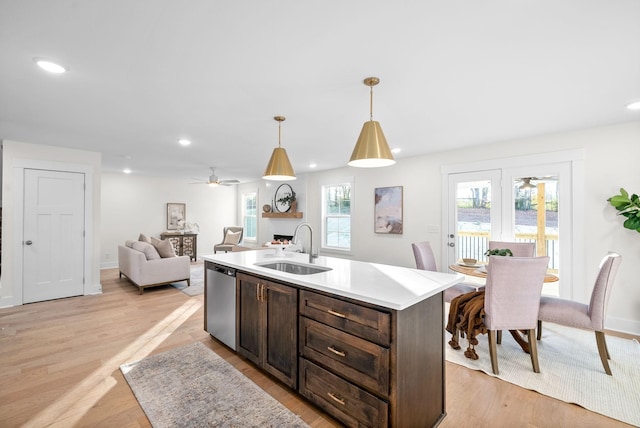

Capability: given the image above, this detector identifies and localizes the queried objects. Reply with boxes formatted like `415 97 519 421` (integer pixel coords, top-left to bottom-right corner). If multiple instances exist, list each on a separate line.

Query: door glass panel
514 176 560 296
456 179 493 263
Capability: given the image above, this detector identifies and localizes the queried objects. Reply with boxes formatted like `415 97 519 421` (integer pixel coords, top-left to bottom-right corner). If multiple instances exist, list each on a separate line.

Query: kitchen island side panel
390 291 445 427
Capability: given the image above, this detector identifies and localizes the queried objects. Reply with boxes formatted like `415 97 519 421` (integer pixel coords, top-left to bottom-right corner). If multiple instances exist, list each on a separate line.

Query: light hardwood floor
0 265 635 427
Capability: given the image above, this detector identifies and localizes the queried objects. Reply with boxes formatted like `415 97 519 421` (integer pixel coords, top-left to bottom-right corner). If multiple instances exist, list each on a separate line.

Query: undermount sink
255 261 332 275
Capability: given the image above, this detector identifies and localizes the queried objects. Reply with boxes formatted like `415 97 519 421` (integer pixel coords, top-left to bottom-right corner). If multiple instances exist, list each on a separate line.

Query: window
322 183 352 250
242 193 257 242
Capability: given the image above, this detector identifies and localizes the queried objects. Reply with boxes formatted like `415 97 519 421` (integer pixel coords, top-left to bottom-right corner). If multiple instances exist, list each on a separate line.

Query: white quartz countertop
202 250 464 310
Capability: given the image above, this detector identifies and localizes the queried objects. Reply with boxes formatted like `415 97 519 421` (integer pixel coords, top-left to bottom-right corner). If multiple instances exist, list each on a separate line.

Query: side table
160 232 197 261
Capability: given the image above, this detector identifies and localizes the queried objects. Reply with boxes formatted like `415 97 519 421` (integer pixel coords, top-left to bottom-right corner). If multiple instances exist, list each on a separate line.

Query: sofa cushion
223 230 242 245
131 241 161 260
125 240 136 248
151 237 176 258
138 233 151 243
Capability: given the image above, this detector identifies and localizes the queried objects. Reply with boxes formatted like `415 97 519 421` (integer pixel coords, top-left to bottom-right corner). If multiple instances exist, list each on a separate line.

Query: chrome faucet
292 222 316 263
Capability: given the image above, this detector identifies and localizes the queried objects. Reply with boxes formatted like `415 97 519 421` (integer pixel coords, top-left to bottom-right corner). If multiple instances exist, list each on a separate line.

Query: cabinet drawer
299 290 390 346
300 317 389 397
299 358 388 428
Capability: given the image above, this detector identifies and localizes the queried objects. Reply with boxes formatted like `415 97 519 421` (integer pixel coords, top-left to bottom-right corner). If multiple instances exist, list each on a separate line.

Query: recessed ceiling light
308 162 317 168
33 58 67 74
391 147 402 154
178 139 191 146
123 168 132 174
626 101 640 111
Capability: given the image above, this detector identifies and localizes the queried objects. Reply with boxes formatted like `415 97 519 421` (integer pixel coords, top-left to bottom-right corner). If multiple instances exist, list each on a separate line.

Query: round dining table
448 263 559 282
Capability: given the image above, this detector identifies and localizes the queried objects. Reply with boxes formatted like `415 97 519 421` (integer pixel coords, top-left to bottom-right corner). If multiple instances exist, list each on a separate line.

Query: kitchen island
202 250 464 427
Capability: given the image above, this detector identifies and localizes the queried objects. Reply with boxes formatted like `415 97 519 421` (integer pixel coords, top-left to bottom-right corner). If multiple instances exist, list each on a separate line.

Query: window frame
321 179 353 252
242 192 257 243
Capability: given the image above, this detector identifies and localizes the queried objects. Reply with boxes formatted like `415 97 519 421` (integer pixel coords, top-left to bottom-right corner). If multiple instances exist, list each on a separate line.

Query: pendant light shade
263 116 296 181
348 77 395 168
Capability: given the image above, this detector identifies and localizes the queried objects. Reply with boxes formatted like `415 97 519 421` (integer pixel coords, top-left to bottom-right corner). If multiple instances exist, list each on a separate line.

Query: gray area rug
121 341 309 427
172 264 204 296
445 312 640 426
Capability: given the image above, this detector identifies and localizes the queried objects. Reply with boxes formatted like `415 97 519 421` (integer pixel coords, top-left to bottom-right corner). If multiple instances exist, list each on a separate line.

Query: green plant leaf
620 188 629 199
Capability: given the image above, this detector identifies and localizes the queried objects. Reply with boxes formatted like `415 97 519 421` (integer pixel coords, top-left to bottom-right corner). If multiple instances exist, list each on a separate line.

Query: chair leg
595 331 612 375
527 329 540 373
537 320 542 340
497 330 502 344
488 330 499 375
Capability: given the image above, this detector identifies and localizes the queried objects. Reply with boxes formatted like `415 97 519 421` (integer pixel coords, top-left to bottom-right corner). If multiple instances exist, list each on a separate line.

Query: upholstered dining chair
412 241 478 303
484 256 550 375
488 240 535 257
214 226 244 253
537 252 622 375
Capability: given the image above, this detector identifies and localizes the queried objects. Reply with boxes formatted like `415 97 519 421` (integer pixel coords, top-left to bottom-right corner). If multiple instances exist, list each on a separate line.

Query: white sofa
118 244 191 294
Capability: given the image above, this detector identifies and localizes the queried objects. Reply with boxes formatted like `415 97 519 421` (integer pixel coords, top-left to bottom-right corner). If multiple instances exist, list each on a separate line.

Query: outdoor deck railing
456 231 559 270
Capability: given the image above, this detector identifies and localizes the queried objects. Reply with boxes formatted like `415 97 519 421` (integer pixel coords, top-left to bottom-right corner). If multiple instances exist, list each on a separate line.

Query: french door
445 163 571 297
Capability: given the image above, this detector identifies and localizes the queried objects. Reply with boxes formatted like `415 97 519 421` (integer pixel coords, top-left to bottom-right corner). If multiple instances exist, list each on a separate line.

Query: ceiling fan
191 167 240 187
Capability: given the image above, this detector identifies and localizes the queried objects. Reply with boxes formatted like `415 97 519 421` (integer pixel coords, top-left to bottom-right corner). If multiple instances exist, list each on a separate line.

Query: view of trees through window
323 184 351 249
456 177 559 269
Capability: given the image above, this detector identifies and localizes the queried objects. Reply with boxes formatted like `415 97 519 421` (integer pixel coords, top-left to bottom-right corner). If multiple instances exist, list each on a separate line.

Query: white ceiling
1 1 639 183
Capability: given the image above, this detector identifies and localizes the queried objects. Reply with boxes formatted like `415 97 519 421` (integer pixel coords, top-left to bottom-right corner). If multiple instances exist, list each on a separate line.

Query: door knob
25 240 33 245
448 242 455 247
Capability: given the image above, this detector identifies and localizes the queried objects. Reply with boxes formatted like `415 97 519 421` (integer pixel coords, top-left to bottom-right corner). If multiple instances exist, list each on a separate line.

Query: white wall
256 122 640 334
100 172 237 267
1 140 102 306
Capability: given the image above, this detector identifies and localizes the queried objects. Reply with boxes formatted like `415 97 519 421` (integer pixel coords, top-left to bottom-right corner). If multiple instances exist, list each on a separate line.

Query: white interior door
23 169 85 303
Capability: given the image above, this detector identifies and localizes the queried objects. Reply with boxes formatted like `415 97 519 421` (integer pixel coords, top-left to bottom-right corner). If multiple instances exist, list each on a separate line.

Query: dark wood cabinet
236 272 298 388
298 289 445 427
160 232 197 261
212 266 446 427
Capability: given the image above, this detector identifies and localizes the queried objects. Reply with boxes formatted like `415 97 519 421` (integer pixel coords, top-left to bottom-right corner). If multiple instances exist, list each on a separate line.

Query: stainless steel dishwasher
206 263 236 350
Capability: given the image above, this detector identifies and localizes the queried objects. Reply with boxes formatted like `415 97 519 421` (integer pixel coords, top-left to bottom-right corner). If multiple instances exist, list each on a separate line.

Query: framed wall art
167 203 186 230
374 186 403 234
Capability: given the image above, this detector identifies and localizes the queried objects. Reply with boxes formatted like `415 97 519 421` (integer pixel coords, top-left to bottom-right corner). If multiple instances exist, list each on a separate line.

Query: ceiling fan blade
220 179 240 184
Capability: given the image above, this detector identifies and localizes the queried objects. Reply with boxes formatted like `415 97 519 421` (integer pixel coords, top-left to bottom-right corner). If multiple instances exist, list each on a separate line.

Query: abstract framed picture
166 203 186 230
374 186 403 234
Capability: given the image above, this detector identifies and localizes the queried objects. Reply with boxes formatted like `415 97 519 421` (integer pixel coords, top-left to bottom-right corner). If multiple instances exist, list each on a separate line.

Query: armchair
214 226 244 253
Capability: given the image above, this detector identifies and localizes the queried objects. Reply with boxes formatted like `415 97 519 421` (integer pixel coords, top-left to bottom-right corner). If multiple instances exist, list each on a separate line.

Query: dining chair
412 241 477 302
484 255 550 375
537 252 622 375
488 241 535 257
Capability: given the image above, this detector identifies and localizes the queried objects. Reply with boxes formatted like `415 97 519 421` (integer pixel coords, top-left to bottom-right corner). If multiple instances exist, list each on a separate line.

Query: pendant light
263 116 296 181
348 77 395 168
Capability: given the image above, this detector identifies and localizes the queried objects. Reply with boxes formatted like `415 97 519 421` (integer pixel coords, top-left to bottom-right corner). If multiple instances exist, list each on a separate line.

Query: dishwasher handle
212 265 236 277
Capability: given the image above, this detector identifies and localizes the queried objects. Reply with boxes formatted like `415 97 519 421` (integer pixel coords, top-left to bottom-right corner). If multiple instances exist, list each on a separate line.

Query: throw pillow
131 241 161 260
138 233 151 243
223 230 242 245
125 240 136 248
154 239 176 258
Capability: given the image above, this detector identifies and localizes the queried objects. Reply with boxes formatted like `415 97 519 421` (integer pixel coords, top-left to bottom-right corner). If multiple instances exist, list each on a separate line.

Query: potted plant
484 248 513 262
607 188 640 233
484 248 513 257
276 191 297 212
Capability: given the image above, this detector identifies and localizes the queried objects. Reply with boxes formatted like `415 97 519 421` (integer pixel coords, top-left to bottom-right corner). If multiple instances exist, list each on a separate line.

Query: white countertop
202 250 464 310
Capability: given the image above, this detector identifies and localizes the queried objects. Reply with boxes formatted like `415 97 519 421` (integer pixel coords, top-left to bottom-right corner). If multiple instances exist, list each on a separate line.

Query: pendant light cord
278 121 282 148
369 84 374 121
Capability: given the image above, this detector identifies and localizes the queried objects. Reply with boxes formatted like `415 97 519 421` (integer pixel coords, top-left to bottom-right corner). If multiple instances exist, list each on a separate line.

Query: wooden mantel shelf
262 212 303 218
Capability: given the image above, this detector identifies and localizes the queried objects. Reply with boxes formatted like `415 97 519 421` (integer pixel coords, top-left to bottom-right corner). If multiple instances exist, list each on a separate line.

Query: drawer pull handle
327 346 346 357
327 392 345 406
327 309 346 318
